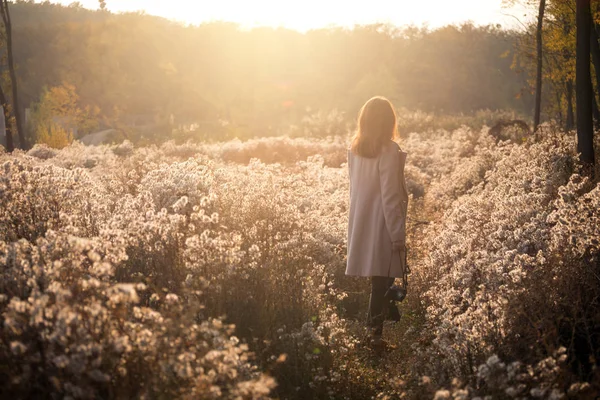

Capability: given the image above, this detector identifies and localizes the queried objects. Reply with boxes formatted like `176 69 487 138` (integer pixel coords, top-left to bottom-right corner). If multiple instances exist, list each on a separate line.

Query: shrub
2 124 600 399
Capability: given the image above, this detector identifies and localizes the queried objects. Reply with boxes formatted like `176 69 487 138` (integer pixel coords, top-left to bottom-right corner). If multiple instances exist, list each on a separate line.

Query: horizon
45 0 534 32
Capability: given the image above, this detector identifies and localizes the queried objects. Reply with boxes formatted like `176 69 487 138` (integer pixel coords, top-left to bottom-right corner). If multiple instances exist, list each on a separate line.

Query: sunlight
4 1 598 398
138 0 521 30
55 0 530 31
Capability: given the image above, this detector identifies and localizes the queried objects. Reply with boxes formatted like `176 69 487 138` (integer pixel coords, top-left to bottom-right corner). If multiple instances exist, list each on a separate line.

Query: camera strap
388 247 409 291
402 250 409 290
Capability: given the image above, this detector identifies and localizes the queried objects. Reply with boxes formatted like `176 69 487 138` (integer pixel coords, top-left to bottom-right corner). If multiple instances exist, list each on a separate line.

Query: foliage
396 108 528 137
27 83 98 148
9 2 532 142
509 0 600 130
35 123 73 149
2 121 600 398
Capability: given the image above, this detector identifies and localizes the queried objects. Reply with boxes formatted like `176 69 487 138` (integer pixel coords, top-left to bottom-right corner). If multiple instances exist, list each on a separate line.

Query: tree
4 2 533 143
576 0 596 172
590 4 600 129
0 87 12 151
28 83 98 148
566 79 575 130
0 0 25 149
534 0 546 131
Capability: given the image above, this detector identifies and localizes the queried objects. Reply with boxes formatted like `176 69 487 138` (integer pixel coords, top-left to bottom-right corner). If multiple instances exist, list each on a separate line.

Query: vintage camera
384 284 407 302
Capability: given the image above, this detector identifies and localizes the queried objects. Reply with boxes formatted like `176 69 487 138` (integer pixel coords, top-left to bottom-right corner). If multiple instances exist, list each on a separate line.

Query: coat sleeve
378 144 406 245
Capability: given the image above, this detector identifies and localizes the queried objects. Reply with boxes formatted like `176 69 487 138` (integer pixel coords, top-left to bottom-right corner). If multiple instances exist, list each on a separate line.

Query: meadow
1 122 600 399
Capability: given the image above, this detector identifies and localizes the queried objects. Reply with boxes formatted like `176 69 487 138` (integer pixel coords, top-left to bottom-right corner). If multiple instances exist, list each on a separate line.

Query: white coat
346 141 408 278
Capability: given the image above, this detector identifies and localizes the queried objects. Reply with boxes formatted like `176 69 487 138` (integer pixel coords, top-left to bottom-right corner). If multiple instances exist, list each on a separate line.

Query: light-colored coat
346 141 408 278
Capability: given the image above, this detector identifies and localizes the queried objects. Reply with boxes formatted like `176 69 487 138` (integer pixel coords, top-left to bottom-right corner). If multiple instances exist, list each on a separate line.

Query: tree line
0 0 532 147
0 0 596 174
512 0 597 173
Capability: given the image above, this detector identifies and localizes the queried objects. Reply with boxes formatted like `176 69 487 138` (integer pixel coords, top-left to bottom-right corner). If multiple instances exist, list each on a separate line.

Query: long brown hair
350 96 398 158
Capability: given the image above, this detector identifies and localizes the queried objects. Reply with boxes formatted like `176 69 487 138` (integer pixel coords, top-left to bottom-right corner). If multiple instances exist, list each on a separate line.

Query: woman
346 96 408 347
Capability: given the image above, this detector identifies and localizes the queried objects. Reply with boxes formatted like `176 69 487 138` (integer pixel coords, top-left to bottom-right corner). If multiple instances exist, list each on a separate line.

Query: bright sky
51 0 533 31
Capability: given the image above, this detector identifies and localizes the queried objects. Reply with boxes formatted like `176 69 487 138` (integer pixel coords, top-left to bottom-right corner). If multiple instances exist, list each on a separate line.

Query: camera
384 284 407 302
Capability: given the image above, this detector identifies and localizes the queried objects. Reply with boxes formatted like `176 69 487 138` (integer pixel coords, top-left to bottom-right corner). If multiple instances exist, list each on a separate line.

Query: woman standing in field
346 96 408 347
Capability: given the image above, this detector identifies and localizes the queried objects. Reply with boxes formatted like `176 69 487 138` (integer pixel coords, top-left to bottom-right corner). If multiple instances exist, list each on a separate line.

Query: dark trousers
367 276 395 335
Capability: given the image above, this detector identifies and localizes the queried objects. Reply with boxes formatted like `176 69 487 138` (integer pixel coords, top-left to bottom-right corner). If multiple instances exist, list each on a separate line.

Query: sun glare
59 0 529 31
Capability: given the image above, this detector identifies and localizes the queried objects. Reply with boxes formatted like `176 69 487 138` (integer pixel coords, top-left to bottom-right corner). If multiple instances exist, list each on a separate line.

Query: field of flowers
1 123 600 399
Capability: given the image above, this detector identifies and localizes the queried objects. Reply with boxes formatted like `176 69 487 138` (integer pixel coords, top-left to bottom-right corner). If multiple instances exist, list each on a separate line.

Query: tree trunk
593 92 600 130
576 0 596 172
590 20 600 129
0 0 25 149
1 107 12 152
590 22 600 89
534 0 546 131
555 85 564 126
0 86 14 153
567 80 575 131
